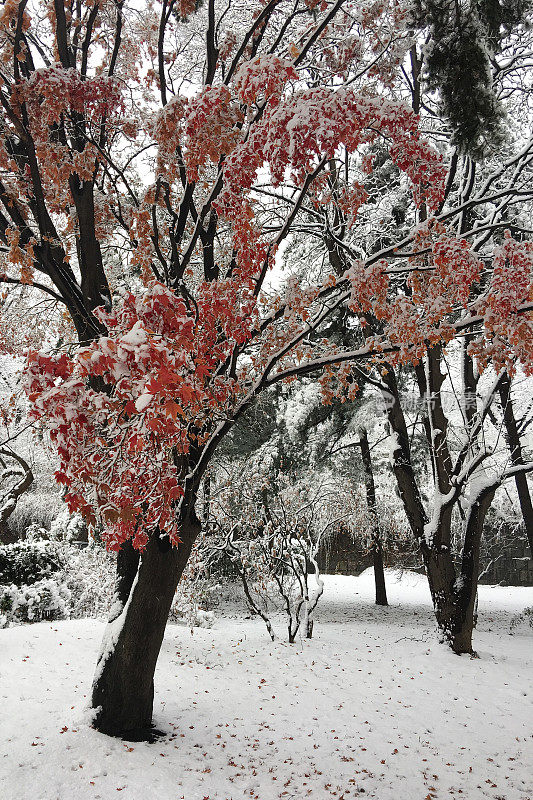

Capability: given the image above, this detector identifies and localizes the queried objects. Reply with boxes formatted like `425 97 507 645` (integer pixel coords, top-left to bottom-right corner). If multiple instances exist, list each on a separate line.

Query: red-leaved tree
1 0 532 737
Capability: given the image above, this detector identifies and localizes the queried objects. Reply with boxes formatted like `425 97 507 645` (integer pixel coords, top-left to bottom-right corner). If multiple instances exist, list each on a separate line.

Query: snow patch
134 392 153 413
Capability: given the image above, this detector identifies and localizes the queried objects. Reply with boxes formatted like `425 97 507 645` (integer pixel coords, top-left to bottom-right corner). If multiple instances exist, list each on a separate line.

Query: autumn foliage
27 280 253 549
0 0 531 557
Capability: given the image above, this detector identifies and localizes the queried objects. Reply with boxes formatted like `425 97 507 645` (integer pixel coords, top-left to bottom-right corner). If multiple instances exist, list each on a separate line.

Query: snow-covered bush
0 577 71 624
169 539 220 627
170 599 216 628
0 583 18 627
0 537 115 627
205 466 347 642
0 540 65 586
509 606 533 634
48 508 87 542
317 482 418 574
62 545 115 618
5 488 63 540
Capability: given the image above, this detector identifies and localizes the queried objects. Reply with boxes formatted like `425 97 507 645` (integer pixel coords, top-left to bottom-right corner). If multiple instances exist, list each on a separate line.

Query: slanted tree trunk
358 427 388 605
499 373 533 558
91 506 201 740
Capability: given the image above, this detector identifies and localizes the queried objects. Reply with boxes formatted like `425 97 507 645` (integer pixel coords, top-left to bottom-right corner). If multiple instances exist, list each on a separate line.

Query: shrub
510 606 533 634
0 540 65 586
62 546 115 618
48 508 88 542
0 578 71 624
0 537 115 627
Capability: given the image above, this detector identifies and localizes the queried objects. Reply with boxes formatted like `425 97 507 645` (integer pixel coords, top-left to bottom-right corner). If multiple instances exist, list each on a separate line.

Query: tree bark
358 427 388 605
454 486 495 654
499 373 533 558
91 508 201 739
423 545 458 642
425 486 495 654
115 539 140 608
372 540 388 606
379 368 428 542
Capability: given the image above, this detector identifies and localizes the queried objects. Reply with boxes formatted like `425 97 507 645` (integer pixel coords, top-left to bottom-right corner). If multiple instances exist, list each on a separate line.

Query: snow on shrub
0 537 115 627
0 540 65 586
48 508 87 542
0 578 71 624
63 546 115 619
5 489 64 541
510 606 533 634
0 584 18 627
169 541 220 628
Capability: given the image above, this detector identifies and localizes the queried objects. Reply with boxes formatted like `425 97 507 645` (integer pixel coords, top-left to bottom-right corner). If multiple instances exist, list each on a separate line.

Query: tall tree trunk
358 427 388 605
379 354 491 654
453 485 495 653
91 508 201 739
424 485 495 654
379 368 427 542
499 373 533 558
372 540 388 607
423 543 458 642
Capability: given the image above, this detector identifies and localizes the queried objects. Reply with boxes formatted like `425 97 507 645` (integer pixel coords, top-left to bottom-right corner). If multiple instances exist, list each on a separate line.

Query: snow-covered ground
1 570 532 800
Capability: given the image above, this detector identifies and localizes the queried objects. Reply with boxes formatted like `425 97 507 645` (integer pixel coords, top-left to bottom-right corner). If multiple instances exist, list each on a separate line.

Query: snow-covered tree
0 0 531 737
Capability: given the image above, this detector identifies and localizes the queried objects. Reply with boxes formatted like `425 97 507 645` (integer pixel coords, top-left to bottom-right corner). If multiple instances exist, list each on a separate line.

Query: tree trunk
91 510 200 739
115 539 140 608
358 427 388 606
372 540 388 606
424 486 495 654
423 546 458 643
451 485 495 654
499 373 533 558
378 368 428 542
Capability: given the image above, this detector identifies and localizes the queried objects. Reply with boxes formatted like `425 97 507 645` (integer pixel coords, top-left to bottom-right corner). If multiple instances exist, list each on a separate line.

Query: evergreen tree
412 0 532 157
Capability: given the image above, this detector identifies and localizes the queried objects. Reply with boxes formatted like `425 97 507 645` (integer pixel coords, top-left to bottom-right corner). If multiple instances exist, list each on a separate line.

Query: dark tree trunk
379 355 494 655
423 545 457 641
379 368 428 542
451 485 495 653
499 373 533 558
372 541 388 606
358 427 388 606
424 486 495 655
91 509 201 740
115 539 140 607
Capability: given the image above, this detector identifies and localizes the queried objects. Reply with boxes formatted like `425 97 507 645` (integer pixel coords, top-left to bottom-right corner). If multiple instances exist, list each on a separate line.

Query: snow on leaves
233 55 298 106
470 231 533 374
182 86 243 181
17 38 532 553
26 281 253 550
344 223 530 371
344 225 532 375
16 66 124 126
0 64 126 251
216 87 447 224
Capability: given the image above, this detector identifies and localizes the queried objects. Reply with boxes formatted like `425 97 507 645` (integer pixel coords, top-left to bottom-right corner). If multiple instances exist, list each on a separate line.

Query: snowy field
1 569 532 800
